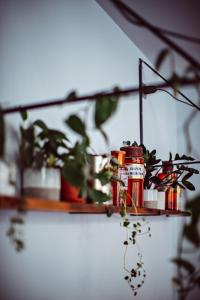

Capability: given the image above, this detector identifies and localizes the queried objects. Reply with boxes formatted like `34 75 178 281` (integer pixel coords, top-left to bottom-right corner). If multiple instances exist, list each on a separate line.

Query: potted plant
20 116 69 201
0 108 16 196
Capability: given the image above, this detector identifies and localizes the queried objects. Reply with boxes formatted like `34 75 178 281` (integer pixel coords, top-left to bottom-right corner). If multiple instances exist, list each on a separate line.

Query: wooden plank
0 195 191 216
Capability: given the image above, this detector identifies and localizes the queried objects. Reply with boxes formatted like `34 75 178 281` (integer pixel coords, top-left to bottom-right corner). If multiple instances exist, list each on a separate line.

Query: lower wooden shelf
0 195 191 216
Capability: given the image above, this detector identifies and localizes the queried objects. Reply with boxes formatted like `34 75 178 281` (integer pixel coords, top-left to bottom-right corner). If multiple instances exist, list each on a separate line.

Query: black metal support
138 58 200 146
139 58 143 145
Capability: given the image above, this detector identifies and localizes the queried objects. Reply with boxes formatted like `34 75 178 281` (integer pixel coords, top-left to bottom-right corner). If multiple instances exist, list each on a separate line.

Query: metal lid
111 150 126 165
120 146 143 158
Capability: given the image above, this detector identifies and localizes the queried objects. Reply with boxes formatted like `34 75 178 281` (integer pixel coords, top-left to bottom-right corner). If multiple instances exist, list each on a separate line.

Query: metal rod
139 58 143 144
2 78 198 115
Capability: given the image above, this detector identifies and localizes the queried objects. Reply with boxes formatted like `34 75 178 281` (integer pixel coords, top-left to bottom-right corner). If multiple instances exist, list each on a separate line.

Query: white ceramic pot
88 154 112 204
23 168 61 201
144 189 158 209
0 159 16 196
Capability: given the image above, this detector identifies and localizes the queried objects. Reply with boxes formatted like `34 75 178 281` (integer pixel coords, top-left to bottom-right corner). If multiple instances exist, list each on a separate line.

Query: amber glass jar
111 151 128 206
120 146 144 207
158 161 177 210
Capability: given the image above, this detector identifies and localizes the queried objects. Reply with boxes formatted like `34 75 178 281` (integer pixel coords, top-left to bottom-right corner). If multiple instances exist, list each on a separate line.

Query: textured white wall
0 1 179 299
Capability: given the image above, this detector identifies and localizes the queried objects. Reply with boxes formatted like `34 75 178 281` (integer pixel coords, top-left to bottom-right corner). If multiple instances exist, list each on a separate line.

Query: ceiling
97 0 200 73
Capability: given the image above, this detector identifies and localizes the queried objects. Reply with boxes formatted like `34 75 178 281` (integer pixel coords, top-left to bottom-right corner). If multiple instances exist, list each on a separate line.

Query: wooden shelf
0 195 191 216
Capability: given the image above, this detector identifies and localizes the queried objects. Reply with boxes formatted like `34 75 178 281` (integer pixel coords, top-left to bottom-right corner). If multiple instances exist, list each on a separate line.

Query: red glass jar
158 161 177 210
111 151 128 206
120 146 144 207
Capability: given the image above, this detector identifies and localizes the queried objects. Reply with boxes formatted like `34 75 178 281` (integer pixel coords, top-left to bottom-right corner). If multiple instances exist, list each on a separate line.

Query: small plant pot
23 167 60 201
60 176 85 203
144 189 158 209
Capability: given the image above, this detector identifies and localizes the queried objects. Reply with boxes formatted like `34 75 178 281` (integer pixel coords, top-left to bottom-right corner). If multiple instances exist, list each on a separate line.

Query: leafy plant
152 153 199 192
61 92 119 203
20 117 69 169
122 217 151 297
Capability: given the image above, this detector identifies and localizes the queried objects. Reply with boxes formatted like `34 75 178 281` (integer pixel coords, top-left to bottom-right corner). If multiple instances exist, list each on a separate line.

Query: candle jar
158 161 177 210
120 146 144 207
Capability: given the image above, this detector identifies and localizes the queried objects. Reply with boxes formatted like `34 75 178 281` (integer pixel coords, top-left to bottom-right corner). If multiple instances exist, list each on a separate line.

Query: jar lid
120 146 143 158
111 151 126 165
162 161 173 173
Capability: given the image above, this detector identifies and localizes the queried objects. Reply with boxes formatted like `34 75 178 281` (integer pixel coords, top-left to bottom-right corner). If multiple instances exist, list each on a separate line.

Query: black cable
141 59 200 111
157 88 195 108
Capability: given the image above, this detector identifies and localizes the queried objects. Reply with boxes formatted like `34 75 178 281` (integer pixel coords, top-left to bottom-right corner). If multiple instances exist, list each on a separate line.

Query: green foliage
172 258 195 274
0 108 5 158
140 144 161 189
174 153 195 161
20 118 69 169
65 115 86 136
155 48 171 70
184 194 200 247
94 93 118 128
122 217 151 297
87 188 111 203
62 159 85 188
94 169 112 185
94 90 119 142
20 110 28 122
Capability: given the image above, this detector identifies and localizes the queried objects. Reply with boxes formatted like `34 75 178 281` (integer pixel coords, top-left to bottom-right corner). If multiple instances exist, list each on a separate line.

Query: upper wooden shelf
0 195 191 217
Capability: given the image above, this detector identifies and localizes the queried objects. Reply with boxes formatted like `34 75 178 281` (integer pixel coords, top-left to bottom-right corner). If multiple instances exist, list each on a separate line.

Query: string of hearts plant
108 154 152 297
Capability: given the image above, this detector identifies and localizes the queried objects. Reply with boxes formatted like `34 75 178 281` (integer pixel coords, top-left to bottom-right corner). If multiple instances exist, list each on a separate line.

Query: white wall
0 1 180 300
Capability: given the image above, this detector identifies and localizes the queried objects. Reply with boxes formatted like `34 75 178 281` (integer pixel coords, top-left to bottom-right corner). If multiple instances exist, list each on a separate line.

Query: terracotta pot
60 176 85 203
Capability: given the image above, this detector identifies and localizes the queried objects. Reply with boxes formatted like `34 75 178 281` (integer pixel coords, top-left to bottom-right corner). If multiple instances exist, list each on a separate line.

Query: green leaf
106 206 114 217
88 188 111 203
20 110 28 121
11 217 24 224
171 258 195 274
182 172 193 182
99 127 108 144
120 206 126 217
174 153 195 161
47 153 56 167
110 157 120 166
65 115 86 136
34 119 48 131
62 160 85 187
155 48 170 70
184 224 200 247
169 152 172 161
65 90 77 102
94 93 118 128
123 220 130 227
182 180 195 191
172 277 182 289
47 129 69 141
94 170 112 185
132 141 138 146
